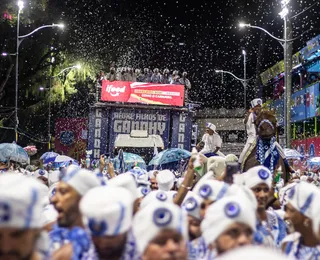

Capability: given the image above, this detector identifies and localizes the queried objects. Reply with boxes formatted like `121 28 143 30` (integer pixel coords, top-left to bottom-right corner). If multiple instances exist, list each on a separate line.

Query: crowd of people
96 67 192 102
97 67 191 87
1 144 320 260
2 97 320 259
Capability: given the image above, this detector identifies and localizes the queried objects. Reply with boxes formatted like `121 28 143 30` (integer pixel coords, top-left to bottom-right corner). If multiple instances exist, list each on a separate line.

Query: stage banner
108 108 170 152
291 88 307 122
101 80 184 107
87 107 109 160
292 137 320 157
171 111 192 151
55 118 88 161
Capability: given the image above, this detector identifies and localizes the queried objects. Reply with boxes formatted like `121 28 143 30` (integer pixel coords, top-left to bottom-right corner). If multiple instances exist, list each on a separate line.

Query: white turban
48 183 58 200
193 179 230 202
242 166 272 189
311 192 320 239
38 182 50 207
278 182 297 209
0 174 46 228
225 154 239 163
201 195 256 246
300 175 308 182
156 170 175 191
80 186 134 236
182 193 203 220
137 185 152 198
108 173 139 199
250 98 262 108
41 204 58 226
133 202 188 254
216 245 287 260
287 181 320 219
140 190 172 209
148 170 157 179
48 170 60 186
228 184 257 211
127 167 149 186
35 169 49 179
166 190 178 201
62 167 101 196
206 156 226 178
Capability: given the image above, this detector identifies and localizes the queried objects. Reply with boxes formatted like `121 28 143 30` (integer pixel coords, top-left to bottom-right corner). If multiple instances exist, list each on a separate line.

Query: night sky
1 0 320 108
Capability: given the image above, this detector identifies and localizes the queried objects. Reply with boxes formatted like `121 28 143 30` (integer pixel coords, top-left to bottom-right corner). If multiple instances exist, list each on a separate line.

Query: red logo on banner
101 80 184 106
103 82 131 102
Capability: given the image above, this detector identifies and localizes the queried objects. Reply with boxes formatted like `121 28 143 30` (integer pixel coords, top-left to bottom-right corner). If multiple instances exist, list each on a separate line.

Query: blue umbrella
53 155 79 169
148 148 191 168
284 149 303 160
40 152 59 164
114 151 146 172
307 157 320 168
0 143 29 164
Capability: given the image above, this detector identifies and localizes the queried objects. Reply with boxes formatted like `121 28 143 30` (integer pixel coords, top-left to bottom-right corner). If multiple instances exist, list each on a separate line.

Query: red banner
54 118 88 161
291 137 320 157
101 80 185 106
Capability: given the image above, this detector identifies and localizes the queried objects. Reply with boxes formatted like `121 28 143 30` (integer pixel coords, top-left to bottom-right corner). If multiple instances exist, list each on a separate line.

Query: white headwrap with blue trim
182 192 203 220
311 191 320 239
0 173 46 228
242 166 272 189
193 179 230 202
133 202 188 254
108 173 139 199
62 167 101 196
201 195 256 246
80 186 134 236
140 190 173 209
287 181 320 219
156 170 175 191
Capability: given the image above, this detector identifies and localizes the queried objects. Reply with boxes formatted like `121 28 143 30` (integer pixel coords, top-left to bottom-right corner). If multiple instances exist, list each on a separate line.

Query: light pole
242 50 247 111
47 64 81 150
239 0 292 148
14 0 64 143
215 69 250 110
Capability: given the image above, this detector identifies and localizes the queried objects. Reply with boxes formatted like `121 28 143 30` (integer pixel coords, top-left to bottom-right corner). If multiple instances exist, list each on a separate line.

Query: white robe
239 113 257 163
200 133 222 154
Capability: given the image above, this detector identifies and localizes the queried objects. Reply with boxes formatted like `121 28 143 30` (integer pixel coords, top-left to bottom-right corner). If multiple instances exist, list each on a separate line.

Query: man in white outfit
197 123 223 155
239 98 262 164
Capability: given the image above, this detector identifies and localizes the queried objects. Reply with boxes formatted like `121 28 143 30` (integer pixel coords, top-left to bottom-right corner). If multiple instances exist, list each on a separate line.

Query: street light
242 50 247 111
14 1 64 143
47 64 81 149
279 7 289 19
1 52 16 56
17 0 24 10
238 1 292 148
214 68 250 110
239 23 250 28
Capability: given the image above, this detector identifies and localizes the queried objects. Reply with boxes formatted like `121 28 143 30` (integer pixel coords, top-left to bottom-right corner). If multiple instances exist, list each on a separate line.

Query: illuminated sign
101 80 184 107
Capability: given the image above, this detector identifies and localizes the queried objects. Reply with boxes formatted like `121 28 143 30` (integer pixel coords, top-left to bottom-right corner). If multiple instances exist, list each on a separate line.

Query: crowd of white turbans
1 154 320 260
